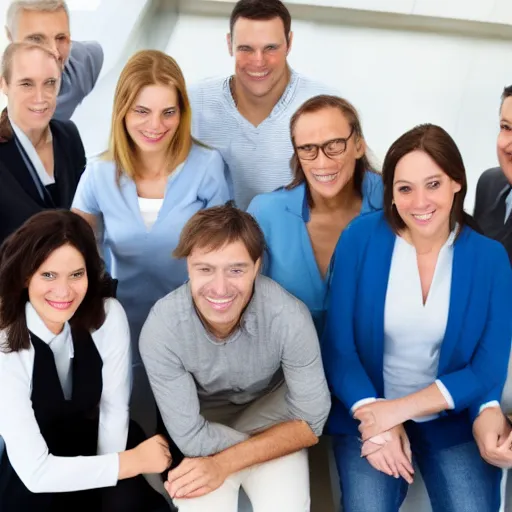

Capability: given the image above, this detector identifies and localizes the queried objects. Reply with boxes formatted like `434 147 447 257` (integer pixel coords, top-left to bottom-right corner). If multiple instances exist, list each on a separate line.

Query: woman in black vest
0 41 86 245
0 210 171 511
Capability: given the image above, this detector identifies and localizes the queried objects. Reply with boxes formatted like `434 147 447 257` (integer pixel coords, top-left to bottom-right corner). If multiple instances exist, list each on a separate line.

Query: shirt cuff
478 401 501 415
435 379 454 409
351 397 378 416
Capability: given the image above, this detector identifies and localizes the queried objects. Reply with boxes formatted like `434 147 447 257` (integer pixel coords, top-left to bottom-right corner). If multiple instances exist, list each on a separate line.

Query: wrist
212 451 234 478
393 397 413 425
118 448 140 480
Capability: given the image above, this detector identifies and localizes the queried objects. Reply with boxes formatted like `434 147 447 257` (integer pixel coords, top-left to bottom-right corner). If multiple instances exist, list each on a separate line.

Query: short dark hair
288 94 378 206
230 0 291 44
382 123 473 236
501 85 512 110
173 203 265 263
0 210 114 352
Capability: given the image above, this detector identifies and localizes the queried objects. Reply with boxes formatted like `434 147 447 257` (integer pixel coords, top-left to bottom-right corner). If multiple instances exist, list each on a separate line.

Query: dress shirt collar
25 302 73 357
504 186 512 223
9 116 54 187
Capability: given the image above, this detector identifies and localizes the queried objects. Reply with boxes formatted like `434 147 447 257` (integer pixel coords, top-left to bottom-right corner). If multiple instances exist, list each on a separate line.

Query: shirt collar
25 302 73 357
224 67 298 118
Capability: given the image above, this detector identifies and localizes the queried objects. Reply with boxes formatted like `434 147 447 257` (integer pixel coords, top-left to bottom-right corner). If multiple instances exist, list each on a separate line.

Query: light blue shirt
72 144 231 363
505 186 512 223
55 41 104 121
247 172 383 335
188 69 337 209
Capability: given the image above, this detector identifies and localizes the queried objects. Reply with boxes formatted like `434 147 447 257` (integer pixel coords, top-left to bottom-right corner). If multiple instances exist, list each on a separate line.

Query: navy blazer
0 119 85 246
323 211 512 437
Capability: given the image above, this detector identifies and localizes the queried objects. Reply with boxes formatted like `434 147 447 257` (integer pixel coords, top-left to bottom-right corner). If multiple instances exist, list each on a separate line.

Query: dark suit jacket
474 167 512 263
0 119 86 246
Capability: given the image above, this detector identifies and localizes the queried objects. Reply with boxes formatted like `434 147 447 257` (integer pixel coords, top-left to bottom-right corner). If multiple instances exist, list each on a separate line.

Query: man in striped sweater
188 0 336 210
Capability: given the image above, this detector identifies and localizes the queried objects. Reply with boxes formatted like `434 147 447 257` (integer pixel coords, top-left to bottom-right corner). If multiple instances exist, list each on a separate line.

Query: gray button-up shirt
140 275 330 457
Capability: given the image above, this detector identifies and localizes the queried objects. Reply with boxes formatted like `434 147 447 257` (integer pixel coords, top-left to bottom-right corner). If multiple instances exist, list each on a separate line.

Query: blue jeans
332 417 502 512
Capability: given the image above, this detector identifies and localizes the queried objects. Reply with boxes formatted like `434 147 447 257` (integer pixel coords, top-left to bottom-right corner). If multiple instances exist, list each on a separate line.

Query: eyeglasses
295 127 355 161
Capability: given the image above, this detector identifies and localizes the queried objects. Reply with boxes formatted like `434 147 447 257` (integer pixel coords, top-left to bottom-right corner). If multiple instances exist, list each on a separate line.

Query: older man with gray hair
5 0 103 120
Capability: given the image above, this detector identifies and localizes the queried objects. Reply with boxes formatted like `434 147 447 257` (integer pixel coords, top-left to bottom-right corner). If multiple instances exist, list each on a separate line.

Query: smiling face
1 47 60 132
187 240 260 339
393 150 462 241
27 244 88 334
124 84 181 156
227 16 291 100
11 7 71 69
498 96 512 185
293 106 364 202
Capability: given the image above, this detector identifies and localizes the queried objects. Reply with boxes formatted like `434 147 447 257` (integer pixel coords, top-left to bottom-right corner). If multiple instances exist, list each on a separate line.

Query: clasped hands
354 399 414 483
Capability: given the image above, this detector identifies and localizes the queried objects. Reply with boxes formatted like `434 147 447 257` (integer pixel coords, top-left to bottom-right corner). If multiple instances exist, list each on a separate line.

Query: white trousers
173 448 310 512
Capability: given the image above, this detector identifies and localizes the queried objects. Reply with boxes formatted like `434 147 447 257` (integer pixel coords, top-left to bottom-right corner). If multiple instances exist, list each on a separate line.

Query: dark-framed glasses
295 127 355 161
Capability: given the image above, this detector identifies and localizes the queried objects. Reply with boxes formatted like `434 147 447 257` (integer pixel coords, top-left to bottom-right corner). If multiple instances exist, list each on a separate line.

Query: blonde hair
7 0 69 38
107 50 195 181
0 41 60 141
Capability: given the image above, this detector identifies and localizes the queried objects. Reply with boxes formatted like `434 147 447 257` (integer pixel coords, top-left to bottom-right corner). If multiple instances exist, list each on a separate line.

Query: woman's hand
134 434 172 474
473 407 512 469
363 425 414 484
354 399 406 440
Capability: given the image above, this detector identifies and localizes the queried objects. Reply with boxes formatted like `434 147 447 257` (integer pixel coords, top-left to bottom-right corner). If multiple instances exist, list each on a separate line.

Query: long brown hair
287 95 377 205
105 49 196 182
0 210 114 352
382 123 476 235
0 42 60 141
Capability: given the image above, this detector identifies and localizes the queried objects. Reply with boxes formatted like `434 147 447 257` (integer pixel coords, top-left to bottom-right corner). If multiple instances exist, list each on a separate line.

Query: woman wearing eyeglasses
247 95 383 336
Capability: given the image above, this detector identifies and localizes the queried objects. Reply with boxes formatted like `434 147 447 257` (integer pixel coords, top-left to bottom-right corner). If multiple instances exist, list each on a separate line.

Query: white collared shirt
0 298 131 493
10 118 54 186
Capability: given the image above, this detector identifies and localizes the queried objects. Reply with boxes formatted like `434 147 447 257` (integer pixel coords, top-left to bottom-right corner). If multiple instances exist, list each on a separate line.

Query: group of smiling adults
0 0 511 511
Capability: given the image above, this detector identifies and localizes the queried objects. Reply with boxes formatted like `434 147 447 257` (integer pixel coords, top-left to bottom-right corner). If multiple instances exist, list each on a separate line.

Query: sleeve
96 299 132 455
322 226 379 410
197 149 233 208
280 306 331 436
73 41 104 95
246 195 271 274
438 245 512 414
0 351 118 493
139 304 248 457
71 162 101 215
469 385 505 422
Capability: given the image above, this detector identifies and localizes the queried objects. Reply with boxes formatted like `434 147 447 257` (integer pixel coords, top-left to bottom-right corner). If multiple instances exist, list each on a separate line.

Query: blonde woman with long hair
73 50 231 431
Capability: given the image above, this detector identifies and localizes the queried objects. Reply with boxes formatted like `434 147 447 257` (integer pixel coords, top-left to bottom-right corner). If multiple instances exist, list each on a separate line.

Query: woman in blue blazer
72 50 231 432
323 123 512 512
247 95 383 336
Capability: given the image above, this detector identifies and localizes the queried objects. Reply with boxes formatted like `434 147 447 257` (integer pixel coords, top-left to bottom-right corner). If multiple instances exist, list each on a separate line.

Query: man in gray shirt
140 204 330 511
6 0 104 120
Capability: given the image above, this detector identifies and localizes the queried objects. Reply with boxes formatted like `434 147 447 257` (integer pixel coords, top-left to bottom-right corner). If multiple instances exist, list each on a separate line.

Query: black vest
0 327 103 511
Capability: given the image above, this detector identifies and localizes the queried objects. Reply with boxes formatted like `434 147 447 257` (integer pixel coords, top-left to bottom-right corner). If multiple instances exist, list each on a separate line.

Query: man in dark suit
474 84 512 263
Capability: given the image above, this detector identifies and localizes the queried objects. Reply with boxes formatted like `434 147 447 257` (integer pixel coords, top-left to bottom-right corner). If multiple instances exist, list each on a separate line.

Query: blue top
55 41 104 121
247 172 383 335
72 144 231 363
322 211 512 438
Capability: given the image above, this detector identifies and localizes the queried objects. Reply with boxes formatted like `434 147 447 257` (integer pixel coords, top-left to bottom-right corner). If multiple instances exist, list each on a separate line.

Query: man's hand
164 457 228 499
363 425 414 484
473 407 512 469
354 399 406 440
